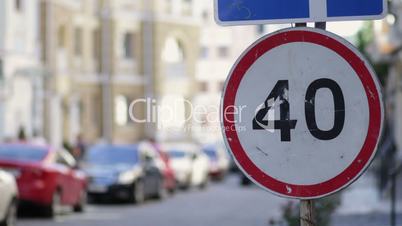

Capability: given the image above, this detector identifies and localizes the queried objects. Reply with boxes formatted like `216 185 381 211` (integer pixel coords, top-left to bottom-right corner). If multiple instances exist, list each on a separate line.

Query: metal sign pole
301 200 316 226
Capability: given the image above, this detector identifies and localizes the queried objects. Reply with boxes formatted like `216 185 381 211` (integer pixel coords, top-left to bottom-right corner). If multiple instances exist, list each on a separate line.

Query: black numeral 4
252 80 297 142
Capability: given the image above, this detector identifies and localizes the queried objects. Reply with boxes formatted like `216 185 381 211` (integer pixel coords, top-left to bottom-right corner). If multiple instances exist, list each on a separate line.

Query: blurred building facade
0 0 43 140
35 0 204 146
371 3 402 161
40 0 103 146
192 1 255 143
192 2 289 143
147 0 201 142
0 0 293 146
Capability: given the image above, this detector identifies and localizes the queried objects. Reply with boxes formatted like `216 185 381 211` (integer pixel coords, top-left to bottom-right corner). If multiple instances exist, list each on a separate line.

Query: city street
16 174 402 226
18 175 286 226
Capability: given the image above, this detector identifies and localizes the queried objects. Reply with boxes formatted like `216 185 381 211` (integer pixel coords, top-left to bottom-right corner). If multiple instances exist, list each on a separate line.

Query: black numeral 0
305 78 345 140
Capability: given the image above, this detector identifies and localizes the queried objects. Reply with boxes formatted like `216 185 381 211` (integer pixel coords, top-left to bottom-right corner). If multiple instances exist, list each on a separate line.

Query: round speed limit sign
221 27 384 199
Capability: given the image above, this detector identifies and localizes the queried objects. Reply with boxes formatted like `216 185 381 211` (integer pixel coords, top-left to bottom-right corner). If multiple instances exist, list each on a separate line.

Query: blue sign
215 0 387 25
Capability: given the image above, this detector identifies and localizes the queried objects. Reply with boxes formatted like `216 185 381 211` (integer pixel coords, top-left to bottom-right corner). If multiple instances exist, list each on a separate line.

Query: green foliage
280 194 341 226
282 201 299 226
356 22 374 53
356 21 390 86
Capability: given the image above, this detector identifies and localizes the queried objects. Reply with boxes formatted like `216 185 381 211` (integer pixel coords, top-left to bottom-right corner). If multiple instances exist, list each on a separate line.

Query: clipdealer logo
128 98 247 132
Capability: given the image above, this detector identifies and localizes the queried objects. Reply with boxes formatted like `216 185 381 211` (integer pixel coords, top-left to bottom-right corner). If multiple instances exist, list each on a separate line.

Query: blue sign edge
214 0 388 26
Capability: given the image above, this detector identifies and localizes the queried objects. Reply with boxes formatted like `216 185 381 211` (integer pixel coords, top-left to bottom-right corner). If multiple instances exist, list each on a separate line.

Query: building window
0 59 3 81
115 95 128 126
165 0 172 14
257 25 265 35
93 28 101 73
93 29 100 58
182 0 192 16
202 10 209 21
217 46 229 58
74 27 83 56
123 32 134 59
15 0 23 12
200 82 208 92
199 46 208 59
162 37 185 63
92 96 101 127
162 37 186 77
219 81 225 91
57 26 66 48
183 0 192 6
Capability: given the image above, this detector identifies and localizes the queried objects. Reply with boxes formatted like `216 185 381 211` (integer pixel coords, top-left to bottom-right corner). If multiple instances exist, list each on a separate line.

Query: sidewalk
332 213 402 226
331 172 402 226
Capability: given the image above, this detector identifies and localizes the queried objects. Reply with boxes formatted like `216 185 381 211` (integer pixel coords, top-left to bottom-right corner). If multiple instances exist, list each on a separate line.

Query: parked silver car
163 143 209 189
0 170 18 226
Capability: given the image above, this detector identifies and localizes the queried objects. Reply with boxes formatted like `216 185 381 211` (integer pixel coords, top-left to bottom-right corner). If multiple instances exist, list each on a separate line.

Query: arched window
115 95 128 126
162 37 185 64
162 37 186 77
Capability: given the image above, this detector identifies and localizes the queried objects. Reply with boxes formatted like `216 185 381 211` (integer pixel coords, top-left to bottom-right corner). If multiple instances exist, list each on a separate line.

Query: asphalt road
16 174 402 226
18 175 287 226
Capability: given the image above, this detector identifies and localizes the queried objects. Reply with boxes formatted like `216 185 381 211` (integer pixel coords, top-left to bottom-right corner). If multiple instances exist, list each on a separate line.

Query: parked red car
157 150 176 194
147 142 176 194
0 144 87 217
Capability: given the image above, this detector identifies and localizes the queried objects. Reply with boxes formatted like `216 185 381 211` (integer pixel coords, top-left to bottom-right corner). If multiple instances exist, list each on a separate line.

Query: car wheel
240 175 252 186
0 200 17 226
199 178 208 190
44 191 62 218
132 181 145 204
155 178 167 200
73 190 86 213
87 194 97 204
214 173 225 182
180 175 191 190
168 185 176 195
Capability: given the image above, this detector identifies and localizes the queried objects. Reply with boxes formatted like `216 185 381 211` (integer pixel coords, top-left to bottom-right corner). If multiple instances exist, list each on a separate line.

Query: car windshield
0 145 48 162
168 150 187 158
85 145 139 166
203 148 217 159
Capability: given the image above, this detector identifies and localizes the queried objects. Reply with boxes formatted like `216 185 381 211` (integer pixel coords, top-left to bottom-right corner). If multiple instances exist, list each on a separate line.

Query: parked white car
163 143 209 189
202 143 230 180
0 170 18 226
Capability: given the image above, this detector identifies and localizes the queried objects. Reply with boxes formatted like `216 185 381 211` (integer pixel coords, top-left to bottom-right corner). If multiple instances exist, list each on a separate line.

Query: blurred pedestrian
376 122 397 193
72 134 87 161
148 137 161 152
63 141 73 154
31 130 47 145
17 126 27 142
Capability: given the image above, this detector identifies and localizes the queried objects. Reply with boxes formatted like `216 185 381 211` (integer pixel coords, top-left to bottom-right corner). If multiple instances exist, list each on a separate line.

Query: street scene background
0 0 401 226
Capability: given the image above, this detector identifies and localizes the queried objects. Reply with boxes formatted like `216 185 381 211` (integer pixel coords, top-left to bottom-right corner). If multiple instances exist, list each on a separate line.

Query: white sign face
221 27 384 199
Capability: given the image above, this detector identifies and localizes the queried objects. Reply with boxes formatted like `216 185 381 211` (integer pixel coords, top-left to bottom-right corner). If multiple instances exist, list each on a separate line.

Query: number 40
252 79 345 142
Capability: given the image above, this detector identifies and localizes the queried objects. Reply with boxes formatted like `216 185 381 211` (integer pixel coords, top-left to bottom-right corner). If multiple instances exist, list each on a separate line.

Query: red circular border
222 29 382 198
